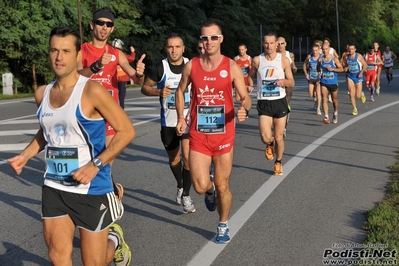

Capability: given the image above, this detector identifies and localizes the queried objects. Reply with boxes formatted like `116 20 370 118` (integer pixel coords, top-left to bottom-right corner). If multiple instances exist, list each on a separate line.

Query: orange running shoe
274 162 283 176
265 143 274 161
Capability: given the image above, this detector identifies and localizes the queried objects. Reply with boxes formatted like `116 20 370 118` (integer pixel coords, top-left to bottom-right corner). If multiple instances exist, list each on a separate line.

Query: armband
90 61 103 73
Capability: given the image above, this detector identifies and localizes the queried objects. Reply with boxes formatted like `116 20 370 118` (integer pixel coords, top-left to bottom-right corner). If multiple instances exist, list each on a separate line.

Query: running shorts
320 83 338 92
161 126 188 151
42 185 122 232
189 131 234 157
257 98 289 118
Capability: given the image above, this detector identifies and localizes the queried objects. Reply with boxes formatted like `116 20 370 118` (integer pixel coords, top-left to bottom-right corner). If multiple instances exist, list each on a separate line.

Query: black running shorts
42 186 122 232
257 98 289 118
160 126 188 151
320 83 338 92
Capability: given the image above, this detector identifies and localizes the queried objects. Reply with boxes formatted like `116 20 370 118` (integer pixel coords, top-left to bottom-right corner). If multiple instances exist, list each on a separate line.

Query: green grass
361 153 399 265
0 93 34 100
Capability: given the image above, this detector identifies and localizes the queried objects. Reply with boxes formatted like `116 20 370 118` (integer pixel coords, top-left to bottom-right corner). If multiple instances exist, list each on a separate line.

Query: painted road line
186 100 399 266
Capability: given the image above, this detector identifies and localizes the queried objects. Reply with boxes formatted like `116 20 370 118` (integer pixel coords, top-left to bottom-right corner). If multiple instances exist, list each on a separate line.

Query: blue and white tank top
256 53 286 100
320 57 338 85
308 53 321 80
384 51 393 67
347 53 362 78
157 57 190 127
37 75 112 195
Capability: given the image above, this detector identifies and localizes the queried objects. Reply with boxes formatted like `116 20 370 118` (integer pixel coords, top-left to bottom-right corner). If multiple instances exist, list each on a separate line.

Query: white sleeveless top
257 53 286 100
37 75 112 195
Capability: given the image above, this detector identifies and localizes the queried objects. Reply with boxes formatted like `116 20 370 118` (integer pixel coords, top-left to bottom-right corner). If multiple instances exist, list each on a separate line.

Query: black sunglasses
94 20 114 28
197 47 205 50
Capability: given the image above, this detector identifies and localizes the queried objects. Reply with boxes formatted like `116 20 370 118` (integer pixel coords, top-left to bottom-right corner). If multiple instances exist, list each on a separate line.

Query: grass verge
361 152 399 265
0 93 34 100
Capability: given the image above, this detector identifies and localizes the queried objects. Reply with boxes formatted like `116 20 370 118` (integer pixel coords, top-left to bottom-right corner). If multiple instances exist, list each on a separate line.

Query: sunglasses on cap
199 35 222 41
94 19 114 28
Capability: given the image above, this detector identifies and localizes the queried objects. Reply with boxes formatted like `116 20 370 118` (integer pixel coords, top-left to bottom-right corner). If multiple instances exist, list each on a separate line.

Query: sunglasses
197 47 205 50
278 42 285 45
94 20 114 28
199 35 222 41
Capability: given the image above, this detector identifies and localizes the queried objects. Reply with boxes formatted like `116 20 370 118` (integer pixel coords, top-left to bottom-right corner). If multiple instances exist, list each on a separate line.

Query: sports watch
92 158 104 170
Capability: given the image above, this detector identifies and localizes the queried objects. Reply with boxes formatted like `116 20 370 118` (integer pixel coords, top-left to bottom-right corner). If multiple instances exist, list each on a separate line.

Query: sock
182 168 191 197
275 159 282 164
371 86 375 96
108 235 119 249
324 115 329 119
333 111 338 115
219 221 228 225
170 160 183 188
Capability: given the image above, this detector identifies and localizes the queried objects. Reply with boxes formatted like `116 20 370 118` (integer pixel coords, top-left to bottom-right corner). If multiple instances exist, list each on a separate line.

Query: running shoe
216 223 230 244
322 117 330 124
204 175 216 212
109 224 132 266
316 108 322 116
265 143 274 161
274 162 283 176
176 188 183 205
361 92 366 103
182 196 196 213
332 115 338 124
370 96 375 102
352 108 358 116
388 80 391 85
283 128 287 138
376 88 380 95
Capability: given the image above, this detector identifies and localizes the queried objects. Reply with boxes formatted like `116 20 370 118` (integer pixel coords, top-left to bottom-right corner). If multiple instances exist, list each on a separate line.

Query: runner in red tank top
175 19 252 244
234 44 252 86
365 45 383 102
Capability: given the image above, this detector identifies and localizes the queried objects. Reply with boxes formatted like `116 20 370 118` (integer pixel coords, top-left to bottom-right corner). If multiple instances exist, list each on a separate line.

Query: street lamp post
336 0 341 55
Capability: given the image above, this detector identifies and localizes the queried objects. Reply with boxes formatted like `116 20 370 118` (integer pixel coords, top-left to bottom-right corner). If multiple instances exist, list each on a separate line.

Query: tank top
347 53 362 78
365 53 377 72
236 55 251 85
256 53 286 100
320 57 338 85
157 57 190 127
37 75 112 195
189 56 235 135
308 53 321 80
374 50 382 69
384 51 393 67
81 42 120 102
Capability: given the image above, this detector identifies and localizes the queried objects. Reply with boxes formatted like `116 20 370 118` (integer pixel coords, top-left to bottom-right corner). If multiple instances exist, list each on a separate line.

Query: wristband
178 117 185 121
135 73 144 78
90 61 103 73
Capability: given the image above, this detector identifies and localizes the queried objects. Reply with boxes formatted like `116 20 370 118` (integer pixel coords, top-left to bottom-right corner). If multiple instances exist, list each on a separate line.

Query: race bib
166 88 189 109
261 79 280 98
323 71 334 80
309 70 319 80
45 147 79 186
348 62 359 73
196 105 225 134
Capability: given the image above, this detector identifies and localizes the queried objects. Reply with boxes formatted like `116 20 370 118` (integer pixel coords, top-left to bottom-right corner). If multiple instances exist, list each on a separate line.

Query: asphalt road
0 71 398 266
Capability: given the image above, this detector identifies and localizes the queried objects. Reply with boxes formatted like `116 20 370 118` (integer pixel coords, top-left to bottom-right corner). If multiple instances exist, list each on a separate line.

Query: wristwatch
92 158 104 170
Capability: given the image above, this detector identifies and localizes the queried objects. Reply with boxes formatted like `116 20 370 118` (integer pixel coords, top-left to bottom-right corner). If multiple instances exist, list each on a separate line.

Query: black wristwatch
92 158 104 170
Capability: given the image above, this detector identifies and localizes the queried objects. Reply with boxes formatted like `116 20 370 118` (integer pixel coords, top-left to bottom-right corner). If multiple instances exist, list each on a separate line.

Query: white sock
334 111 338 115
108 235 119 249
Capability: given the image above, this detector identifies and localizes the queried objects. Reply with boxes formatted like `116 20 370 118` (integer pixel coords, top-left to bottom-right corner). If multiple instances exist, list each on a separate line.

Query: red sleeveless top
189 56 235 136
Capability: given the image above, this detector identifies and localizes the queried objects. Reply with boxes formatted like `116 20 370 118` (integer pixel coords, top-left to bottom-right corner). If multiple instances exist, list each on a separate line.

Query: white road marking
186 100 399 266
